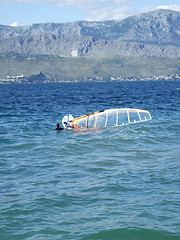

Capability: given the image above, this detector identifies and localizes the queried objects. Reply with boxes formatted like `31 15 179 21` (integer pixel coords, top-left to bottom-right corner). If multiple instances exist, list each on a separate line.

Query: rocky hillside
0 9 180 58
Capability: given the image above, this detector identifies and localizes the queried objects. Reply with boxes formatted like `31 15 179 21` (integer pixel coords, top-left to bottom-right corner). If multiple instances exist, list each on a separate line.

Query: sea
0 80 179 240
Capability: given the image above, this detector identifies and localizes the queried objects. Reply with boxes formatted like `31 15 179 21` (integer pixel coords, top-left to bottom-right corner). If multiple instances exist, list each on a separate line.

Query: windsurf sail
62 114 74 129
62 108 152 129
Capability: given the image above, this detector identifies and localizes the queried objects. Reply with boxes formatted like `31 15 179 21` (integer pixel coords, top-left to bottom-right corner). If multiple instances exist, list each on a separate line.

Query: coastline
0 73 180 84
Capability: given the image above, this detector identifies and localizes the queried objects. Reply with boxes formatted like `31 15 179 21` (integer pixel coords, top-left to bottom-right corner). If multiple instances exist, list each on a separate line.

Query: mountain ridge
0 9 180 58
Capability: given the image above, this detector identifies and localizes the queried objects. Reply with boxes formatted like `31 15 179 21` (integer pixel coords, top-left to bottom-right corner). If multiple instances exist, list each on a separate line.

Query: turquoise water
0 81 180 239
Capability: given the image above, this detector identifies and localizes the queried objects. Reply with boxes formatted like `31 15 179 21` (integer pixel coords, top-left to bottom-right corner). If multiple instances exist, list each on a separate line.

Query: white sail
62 108 152 129
62 114 74 129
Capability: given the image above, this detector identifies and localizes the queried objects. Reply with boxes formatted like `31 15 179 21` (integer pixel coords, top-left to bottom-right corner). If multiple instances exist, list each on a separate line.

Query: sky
0 0 180 26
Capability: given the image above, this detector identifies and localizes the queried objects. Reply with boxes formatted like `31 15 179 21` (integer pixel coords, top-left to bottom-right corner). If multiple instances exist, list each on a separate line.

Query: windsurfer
55 123 64 131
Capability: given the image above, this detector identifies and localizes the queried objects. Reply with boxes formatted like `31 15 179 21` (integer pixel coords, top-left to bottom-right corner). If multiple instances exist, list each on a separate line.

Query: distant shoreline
1 54 180 84
0 74 179 84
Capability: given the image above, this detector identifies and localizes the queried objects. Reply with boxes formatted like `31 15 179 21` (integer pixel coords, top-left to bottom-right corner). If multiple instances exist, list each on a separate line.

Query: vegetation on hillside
0 54 179 82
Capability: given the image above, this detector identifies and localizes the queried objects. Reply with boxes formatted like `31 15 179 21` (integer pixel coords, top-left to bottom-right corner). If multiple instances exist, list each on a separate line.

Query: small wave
83 228 179 240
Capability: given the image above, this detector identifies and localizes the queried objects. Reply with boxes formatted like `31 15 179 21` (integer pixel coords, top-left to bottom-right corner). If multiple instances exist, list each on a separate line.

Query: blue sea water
0 80 180 240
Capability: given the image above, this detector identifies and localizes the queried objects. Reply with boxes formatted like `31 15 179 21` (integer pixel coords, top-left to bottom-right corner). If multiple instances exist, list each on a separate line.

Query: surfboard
62 108 152 129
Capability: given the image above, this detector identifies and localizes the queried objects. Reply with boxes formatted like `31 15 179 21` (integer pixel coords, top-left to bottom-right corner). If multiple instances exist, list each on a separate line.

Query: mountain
0 9 180 58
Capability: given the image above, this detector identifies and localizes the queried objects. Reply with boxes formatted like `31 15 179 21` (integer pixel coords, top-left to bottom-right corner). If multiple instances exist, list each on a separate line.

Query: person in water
55 123 64 131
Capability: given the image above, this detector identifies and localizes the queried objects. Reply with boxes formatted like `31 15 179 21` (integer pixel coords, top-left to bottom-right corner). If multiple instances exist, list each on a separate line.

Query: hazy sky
0 0 180 26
